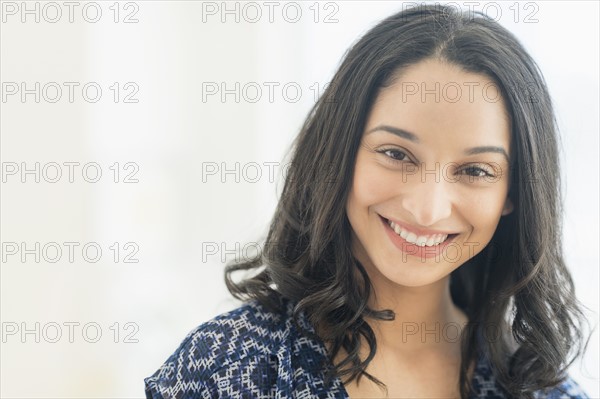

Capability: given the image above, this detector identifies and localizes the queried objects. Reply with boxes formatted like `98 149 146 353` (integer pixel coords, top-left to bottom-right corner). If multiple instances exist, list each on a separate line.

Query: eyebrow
464 146 510 163
367 124 510 163
367 125 419 142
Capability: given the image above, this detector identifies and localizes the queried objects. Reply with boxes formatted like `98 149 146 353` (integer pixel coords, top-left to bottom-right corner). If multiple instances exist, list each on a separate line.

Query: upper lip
380 214 458 236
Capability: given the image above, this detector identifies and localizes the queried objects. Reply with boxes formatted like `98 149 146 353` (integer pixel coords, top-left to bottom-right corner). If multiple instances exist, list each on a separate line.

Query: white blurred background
1 1 598 397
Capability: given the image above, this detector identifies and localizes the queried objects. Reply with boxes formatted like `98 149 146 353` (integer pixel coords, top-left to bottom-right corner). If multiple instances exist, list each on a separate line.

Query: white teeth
388 220 449 246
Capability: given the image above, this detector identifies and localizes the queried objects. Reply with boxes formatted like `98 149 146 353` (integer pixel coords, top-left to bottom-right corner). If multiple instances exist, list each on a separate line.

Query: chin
368 253 454 288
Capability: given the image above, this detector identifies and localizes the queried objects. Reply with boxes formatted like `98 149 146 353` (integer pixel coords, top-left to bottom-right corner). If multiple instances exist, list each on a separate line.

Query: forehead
369 58 511 149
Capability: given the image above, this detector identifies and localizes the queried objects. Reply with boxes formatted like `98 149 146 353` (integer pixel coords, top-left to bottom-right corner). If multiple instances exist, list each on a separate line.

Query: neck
366 274 468 353
350 238 469 354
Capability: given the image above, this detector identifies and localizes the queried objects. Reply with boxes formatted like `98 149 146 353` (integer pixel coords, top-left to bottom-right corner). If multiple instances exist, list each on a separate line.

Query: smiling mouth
379 215 459 247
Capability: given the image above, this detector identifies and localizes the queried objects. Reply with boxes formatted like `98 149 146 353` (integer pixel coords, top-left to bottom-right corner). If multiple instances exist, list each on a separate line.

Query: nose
401 175 453 227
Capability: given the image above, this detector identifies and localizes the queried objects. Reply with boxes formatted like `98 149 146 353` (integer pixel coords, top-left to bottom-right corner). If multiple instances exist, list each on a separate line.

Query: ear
501 196 514 216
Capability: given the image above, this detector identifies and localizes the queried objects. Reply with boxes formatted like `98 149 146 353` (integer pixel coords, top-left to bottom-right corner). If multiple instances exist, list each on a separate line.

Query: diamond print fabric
144 297 589 399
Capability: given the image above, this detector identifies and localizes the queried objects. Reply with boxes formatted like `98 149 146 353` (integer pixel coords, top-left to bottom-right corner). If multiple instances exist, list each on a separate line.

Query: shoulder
533 375 590 399
144 299 296 399
471 346 590 399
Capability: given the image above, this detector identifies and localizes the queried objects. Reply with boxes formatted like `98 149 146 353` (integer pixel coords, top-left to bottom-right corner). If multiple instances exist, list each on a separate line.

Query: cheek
458 187 508 234
350 157 395 208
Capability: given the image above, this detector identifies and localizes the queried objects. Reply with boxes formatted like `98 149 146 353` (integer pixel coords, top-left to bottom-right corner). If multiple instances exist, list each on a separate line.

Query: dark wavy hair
224 4 593 398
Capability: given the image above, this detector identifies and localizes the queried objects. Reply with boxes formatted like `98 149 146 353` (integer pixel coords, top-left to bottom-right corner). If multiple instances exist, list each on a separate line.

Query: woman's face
346 58 514 288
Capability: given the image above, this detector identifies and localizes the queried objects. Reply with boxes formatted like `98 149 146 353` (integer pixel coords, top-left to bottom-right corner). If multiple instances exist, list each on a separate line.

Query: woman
145 4 592 398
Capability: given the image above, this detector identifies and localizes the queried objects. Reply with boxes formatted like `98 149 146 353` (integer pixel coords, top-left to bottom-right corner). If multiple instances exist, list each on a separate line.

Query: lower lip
379 215 457 260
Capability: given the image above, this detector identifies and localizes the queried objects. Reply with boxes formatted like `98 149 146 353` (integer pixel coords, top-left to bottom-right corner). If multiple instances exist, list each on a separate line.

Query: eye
376 147 409 163
460 165 495 179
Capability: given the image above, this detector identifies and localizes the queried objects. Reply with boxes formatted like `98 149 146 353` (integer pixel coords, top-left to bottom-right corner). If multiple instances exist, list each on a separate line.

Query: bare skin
329 281 474 398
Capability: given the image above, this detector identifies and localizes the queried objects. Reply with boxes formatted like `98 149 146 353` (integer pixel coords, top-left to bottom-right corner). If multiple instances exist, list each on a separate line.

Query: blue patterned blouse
144 297 589 398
